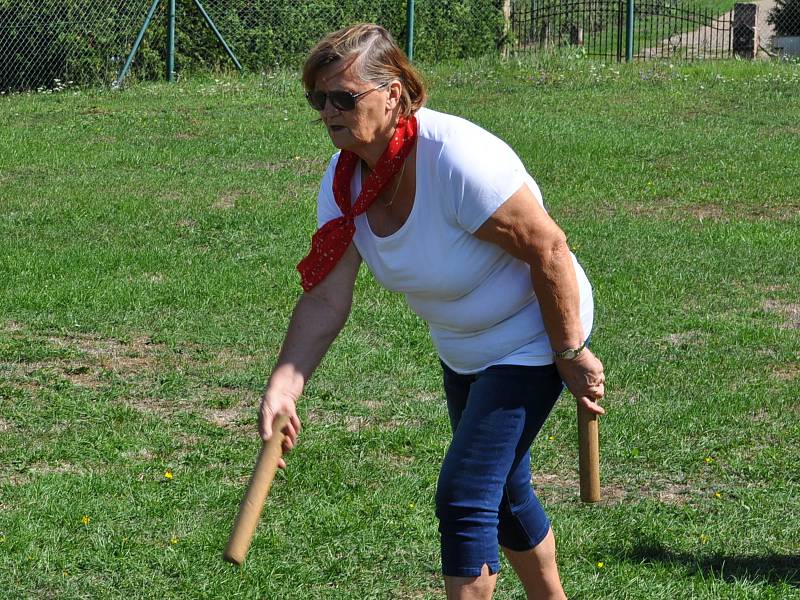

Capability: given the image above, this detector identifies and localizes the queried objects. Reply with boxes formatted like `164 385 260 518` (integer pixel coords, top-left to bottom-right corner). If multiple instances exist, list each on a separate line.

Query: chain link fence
768 0 800 57
1 0 504 93
0 0 154 92
2 0 797 92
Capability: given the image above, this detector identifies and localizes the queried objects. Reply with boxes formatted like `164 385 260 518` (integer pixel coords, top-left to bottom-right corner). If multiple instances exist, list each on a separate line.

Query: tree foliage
768 0 800 36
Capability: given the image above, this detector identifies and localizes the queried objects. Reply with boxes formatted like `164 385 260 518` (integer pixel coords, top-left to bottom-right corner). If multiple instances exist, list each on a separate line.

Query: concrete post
502 0 512 58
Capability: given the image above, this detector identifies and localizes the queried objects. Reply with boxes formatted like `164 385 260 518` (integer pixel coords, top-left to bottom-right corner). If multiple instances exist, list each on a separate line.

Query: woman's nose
320 97 340 117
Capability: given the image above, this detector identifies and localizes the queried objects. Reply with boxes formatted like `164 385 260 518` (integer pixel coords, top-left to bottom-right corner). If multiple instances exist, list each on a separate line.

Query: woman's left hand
555 348 606 415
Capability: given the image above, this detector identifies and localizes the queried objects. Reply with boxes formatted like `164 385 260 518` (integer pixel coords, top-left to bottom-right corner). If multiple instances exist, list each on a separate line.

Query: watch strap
554 341 587 360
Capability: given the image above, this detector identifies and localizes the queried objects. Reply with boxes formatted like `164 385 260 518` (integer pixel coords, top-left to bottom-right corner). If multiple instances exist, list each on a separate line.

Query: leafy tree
768 0 800 36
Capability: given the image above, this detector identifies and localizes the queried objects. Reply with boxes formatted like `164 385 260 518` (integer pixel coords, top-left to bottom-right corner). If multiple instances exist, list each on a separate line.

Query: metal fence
0 0 502 93
768 0 800 57
0 1 153 92
1 0 797 93
508 0 799 60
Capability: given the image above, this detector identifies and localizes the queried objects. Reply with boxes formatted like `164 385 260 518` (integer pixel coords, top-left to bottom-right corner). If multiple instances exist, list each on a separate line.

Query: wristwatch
553 341 586 360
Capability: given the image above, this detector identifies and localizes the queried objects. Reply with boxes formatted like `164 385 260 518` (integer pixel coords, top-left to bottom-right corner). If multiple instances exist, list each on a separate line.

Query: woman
259 23 606 600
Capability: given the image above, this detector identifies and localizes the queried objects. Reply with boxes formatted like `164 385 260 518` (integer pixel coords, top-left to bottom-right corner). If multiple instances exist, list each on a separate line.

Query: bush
768 0 800 36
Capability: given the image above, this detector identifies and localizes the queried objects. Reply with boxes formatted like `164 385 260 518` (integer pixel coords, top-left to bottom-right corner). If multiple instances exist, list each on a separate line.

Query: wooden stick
223 414 289 565
577 404 601 502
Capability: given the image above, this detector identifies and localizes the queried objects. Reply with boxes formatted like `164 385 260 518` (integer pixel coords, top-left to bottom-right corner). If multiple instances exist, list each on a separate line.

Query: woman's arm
259 243 362 463
473 184 605 415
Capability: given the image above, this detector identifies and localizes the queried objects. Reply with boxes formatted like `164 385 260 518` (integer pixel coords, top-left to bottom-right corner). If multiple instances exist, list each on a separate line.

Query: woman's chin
327 130 356 151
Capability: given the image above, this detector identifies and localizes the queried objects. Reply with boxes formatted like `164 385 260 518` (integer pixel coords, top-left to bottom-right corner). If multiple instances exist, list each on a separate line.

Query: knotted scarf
297 115 418 292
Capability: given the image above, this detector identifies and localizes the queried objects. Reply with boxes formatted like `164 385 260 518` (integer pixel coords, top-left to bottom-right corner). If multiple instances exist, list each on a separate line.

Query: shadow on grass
627 540 799 587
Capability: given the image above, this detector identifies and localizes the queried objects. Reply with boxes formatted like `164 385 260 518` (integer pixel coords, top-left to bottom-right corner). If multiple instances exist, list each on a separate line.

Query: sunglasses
305 82 388 111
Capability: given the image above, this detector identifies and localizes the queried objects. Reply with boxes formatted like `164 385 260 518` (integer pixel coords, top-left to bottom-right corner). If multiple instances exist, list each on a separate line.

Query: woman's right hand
258 389 302 469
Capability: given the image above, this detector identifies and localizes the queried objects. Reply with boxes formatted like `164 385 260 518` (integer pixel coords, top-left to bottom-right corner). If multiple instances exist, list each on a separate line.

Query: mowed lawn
1 55 798 599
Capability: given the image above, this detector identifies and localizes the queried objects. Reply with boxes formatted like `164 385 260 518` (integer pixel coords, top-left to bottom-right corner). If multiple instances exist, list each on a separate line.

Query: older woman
259 23 606 600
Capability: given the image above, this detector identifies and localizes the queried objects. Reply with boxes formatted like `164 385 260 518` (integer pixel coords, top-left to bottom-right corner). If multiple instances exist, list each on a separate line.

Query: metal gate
509 0 733 61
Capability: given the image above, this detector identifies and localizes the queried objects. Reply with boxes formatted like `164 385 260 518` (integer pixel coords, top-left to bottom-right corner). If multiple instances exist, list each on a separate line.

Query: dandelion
164 469 174 480
596 561 605 569
81 515 91 526
170 536 179 545
548 436 555 441
408 503 415 509
714 491 722 499
704 456 714 464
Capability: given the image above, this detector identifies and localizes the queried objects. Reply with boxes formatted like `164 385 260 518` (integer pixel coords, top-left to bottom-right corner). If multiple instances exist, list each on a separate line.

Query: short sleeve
316 152 343 228
438 126 527 233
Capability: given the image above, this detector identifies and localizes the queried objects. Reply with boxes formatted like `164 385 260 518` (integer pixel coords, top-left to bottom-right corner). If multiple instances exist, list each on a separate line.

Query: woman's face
312 59 398 160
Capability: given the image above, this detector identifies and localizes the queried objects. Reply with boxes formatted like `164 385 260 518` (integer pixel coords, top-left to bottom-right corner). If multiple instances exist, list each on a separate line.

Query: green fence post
113 0 162 88
626 0 634 61
167 0 176 81
406 0 415 60
193 0 243 71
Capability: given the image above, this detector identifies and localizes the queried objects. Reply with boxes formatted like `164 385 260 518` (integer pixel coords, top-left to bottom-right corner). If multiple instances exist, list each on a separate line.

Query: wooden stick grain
577 404 601 502
223 414 289 565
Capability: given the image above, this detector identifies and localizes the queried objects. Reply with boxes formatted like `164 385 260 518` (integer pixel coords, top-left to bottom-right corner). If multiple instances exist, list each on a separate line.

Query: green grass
1 55 799 599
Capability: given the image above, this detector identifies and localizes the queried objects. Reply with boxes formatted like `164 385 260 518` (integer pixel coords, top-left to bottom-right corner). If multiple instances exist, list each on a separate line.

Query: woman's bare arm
473 184 605 415
259 243 362 463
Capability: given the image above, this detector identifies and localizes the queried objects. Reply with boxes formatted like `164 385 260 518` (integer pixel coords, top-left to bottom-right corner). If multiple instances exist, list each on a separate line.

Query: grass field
1 54 799 599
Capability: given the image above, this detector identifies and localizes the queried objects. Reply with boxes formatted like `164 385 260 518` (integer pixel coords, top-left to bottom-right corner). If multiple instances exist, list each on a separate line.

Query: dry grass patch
27 461 88 476
2 332 162 391
204 403 255 431
762 300 800 330
534 471 715 507
212 190 241 210
628 201 799 223
664 330 706 347
123 448 156 460
774 364 799 381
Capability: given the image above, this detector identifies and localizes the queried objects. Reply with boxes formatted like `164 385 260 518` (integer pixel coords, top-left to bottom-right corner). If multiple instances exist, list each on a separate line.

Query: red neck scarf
297 115 418 292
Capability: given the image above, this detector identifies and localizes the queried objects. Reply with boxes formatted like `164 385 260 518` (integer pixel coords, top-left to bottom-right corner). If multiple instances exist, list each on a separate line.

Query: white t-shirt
316 107 594 374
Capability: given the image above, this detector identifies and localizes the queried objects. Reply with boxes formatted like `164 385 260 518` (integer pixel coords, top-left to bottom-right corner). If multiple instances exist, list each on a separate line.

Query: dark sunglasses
305 82 388 111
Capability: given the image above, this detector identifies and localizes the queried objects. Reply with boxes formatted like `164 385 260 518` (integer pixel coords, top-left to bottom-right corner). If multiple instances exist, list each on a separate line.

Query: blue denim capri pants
436 361 564 577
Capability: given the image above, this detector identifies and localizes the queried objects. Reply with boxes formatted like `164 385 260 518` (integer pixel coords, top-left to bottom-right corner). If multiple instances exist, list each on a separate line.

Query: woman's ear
387 80 403 110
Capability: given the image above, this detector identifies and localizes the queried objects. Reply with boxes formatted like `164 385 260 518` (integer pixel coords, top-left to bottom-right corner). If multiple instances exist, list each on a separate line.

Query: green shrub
768 0 800 36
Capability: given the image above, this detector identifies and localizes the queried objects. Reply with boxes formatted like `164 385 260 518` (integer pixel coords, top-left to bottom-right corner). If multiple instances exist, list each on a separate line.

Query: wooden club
223 414 289 565
577 403 601 502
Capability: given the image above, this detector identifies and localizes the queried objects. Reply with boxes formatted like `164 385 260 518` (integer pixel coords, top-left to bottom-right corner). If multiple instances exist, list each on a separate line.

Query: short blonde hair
302 23 427 117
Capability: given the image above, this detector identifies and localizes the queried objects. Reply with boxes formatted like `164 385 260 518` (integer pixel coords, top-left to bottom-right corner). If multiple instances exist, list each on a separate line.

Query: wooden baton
577 403 601 502
223 414 289 565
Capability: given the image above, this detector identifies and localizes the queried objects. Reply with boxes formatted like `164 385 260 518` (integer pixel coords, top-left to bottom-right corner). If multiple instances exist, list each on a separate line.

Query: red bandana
297 115 418 292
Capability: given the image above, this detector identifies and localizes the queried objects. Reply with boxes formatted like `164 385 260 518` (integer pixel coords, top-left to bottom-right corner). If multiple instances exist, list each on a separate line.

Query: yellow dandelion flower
164 470 174 480
81 515 91 526
596 561 605 569
704 457 714 464
714 491 722 499
170 536 179 545
408 503 415 509
548 436 555 441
